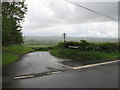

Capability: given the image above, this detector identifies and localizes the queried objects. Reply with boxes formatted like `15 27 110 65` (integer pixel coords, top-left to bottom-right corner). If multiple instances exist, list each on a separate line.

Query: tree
2 2 27 45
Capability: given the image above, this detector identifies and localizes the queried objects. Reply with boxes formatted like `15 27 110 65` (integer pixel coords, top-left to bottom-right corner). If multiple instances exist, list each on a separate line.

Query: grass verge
50 48 119 66
2 51 19 65
2 45 34 65
50 48 119 60
3 45 34 54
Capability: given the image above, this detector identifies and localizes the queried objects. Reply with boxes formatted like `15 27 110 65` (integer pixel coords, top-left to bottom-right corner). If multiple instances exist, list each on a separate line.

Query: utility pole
63 33 66 42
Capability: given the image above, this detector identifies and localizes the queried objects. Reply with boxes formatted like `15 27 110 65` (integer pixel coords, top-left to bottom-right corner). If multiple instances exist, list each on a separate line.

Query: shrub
58 41 79 48
57 40 118 53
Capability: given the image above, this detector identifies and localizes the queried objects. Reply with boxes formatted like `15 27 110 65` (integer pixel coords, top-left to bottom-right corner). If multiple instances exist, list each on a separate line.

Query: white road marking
49 60 119 70
50 71 62 74
72 60 119 70
14 75 34 80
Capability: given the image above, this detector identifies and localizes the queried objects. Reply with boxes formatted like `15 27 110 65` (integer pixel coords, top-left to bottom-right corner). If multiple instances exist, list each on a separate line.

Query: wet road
2 52 118 88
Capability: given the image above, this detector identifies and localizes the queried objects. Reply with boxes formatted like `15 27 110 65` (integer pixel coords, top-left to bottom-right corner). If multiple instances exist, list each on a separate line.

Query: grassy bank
50 41 119 62
2 45 34 65
2 51 19 65
50 48 119 60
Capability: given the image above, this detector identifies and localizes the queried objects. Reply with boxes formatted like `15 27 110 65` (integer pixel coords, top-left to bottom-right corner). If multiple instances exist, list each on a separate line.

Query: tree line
2 2 27 45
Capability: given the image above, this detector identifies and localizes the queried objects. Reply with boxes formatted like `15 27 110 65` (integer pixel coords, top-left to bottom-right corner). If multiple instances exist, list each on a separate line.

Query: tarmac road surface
2 52 118 88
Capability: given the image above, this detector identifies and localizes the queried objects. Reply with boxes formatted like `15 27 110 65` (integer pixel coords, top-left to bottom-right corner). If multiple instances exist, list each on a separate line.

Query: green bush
58 41 79 48
99 42 118 52
50 40 119 62
57 40 118 53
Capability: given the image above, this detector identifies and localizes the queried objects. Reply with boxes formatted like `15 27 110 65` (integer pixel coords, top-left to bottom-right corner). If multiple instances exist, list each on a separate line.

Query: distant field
24 36 118 45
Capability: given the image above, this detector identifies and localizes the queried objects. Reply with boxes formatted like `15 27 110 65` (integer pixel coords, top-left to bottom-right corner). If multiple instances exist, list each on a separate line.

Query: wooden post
63 33 66 42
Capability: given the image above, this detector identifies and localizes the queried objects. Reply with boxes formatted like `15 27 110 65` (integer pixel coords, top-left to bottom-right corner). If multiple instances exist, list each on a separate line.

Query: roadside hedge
57 40 118 53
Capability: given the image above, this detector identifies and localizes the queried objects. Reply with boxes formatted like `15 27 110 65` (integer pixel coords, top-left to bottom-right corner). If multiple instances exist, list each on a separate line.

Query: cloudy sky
22 0 118 38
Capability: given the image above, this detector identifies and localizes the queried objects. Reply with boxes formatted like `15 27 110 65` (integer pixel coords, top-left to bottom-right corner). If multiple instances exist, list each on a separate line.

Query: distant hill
24 36 118 45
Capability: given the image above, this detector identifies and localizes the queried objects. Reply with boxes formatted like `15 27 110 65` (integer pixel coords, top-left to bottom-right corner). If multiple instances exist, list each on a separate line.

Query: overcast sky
22 0 118 38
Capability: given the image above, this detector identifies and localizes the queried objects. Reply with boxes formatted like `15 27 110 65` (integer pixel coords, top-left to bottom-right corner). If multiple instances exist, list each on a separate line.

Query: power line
65 0 119 21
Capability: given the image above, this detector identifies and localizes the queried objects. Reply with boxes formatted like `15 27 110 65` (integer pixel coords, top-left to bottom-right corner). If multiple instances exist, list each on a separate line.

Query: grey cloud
22 1 118 38
25 1 118 28
48 2 118 24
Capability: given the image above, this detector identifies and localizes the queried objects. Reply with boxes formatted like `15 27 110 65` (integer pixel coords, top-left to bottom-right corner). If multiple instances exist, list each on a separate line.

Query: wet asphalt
2 52 118 88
